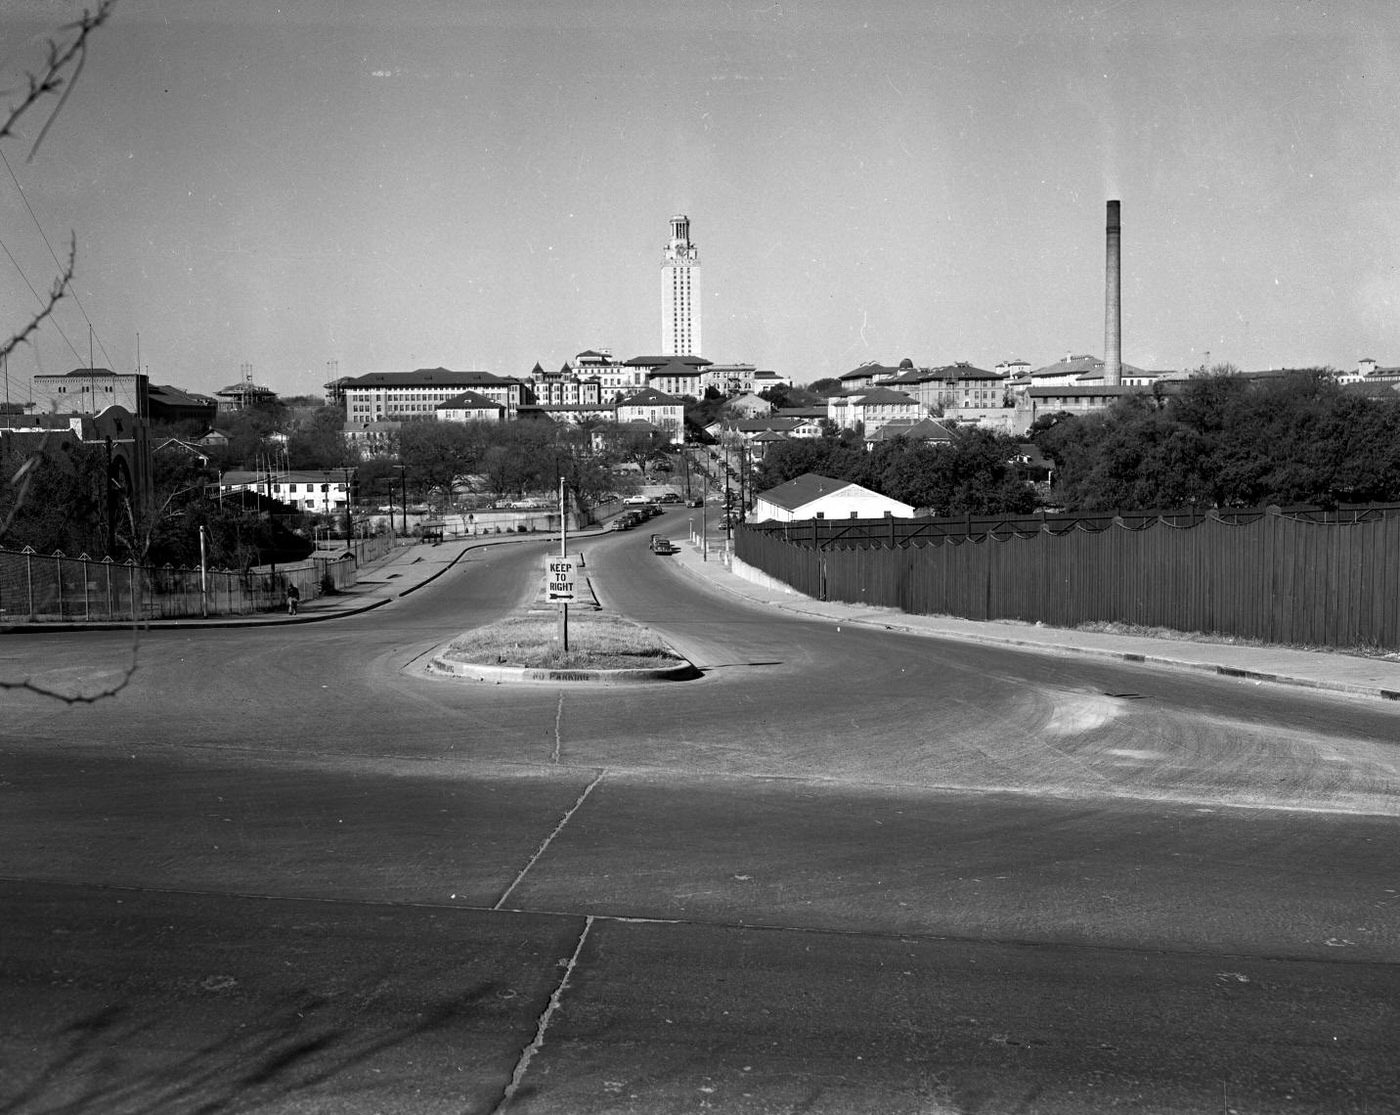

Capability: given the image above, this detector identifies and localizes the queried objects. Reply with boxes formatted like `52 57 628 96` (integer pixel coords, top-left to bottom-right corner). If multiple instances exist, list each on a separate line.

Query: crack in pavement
491 914 593 1114
492 771 604 911
552 693 564 765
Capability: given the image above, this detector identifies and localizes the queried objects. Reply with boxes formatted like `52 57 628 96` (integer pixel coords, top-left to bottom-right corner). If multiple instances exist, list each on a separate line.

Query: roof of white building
342 368 520 388
437 390 504 410
618 387 684 407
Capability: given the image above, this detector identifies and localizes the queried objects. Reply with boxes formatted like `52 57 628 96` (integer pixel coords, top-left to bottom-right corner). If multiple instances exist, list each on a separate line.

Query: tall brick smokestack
1104 199 1122 386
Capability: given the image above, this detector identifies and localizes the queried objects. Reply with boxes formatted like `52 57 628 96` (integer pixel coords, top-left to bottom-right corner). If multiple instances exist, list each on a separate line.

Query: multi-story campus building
523 363 603 407
32 368 149 417
341 369 527 423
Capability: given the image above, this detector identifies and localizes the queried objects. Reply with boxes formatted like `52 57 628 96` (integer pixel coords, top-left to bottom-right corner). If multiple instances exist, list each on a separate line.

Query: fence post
53 551 64 620
23 546 35 620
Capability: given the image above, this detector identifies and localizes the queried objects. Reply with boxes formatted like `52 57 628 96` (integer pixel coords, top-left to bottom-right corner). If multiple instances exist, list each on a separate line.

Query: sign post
549 479 572 651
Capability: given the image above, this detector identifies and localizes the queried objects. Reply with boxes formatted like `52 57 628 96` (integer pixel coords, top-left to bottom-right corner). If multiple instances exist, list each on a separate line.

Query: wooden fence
735 506 1400 650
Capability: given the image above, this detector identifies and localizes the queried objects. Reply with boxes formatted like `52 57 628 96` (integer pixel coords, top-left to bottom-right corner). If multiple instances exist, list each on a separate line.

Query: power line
0 231 85 365
0 143 117 370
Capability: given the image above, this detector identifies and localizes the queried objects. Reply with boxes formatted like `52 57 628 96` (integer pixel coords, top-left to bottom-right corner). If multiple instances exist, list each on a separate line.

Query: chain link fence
0 532 392 623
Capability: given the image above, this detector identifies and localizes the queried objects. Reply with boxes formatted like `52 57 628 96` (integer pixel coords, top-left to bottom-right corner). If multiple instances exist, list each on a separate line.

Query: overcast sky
1 0 1397 400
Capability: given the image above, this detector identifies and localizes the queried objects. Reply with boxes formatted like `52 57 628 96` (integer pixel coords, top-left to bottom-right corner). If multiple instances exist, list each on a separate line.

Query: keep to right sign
546 557 577 603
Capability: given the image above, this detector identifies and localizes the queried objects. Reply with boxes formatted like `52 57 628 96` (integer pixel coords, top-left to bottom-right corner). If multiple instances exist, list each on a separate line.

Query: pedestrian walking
286 582 300 616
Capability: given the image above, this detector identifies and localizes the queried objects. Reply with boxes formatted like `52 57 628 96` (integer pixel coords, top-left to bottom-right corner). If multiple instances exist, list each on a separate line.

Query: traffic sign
546 557 577 603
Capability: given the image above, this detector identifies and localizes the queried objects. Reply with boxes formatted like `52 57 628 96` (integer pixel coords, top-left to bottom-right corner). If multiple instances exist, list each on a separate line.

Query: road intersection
2 514 1398 1112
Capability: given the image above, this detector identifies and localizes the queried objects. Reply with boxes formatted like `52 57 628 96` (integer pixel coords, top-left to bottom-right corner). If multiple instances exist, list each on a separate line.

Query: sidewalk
666 529 1400 703
0 537 491 633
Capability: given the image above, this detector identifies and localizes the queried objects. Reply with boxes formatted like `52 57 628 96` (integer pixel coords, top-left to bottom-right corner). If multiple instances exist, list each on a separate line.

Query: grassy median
446 610 686 670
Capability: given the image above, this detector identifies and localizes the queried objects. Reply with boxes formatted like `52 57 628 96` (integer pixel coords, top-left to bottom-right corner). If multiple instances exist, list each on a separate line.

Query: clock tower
661 214 701 357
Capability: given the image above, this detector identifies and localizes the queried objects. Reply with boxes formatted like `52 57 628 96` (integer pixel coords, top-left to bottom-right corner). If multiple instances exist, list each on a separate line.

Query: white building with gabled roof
437 390 506 423
751 472 916 523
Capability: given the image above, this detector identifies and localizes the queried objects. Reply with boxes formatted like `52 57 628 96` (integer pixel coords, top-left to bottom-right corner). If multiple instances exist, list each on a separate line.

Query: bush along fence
0 534 391 623
734 504 1400 652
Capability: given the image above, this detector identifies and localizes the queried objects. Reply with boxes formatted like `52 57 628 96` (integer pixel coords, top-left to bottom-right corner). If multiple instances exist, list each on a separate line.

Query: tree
395 418 482 501
752 426 1039 516
684 388 729 435
0 0 117 555
287 405 354 469
202 407 282 471
0 434 108 555
1032 370 1400 511
0 3 133 705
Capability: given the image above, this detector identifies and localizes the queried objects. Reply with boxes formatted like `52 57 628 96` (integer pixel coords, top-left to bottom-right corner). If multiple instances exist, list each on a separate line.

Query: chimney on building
1104 199 1122 386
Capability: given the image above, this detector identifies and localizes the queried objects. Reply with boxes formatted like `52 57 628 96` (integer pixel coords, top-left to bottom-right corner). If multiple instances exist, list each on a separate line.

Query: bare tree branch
0 637 137 704
0 2 138 706
0 234 76 363
0 1 117 160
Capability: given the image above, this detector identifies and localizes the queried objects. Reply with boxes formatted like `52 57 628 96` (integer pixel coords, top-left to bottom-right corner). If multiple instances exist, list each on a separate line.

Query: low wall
364 509 594 537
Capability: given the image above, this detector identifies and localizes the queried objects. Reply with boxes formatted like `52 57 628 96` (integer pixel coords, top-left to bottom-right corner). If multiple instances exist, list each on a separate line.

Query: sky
1 0 1398 402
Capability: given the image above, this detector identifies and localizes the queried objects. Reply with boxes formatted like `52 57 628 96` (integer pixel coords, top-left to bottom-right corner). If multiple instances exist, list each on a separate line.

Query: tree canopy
753 427 1038 516
1034 371 1400 510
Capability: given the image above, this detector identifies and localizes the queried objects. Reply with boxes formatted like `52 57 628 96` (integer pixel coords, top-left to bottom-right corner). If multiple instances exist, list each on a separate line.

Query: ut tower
661 214 701 357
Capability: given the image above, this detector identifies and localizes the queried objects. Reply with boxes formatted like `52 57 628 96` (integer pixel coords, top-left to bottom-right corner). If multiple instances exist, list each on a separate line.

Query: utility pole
738 442 746 521
558 476 569 653
724 462 732 544
199 525 208 618
343 467 353 546
700 468 708 562
399 465 408 538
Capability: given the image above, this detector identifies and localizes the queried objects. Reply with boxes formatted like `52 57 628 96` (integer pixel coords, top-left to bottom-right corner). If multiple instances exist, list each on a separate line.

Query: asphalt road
2 519 1399 1113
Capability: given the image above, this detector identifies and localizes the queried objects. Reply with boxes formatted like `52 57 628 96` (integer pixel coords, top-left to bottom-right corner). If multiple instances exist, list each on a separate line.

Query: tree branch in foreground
0 638 137 704
0 1 116 160
0 234 75 363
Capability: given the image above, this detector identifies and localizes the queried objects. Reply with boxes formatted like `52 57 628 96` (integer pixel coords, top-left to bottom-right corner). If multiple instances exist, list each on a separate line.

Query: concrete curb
0 596 393 634
850 618 1400 702
0 527 614 633
669 547 1400 703
426 654 701 684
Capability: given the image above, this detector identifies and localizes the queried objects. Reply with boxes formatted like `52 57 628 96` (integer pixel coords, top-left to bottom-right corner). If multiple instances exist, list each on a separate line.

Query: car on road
685 496 703 507
649 535 676 554
658 492 682 504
